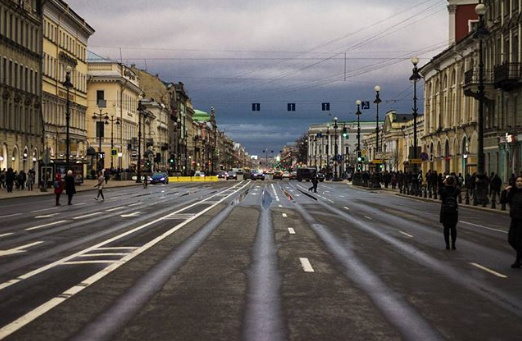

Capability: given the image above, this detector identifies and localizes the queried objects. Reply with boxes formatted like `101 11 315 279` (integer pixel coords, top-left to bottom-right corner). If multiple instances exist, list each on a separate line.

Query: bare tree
295 133 308 164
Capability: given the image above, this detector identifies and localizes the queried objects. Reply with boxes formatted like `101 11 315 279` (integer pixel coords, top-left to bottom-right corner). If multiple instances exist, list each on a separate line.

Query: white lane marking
74 202 86 206
282 213 288 218
278 204 283 207
72 212 99 220
105 207 125 212
32 207 57 213
399 231 414 238
340 195 345 198
128 203 141 207
78 253 128 257
25 220 67 231
460 221 507 234
470 263 507 279
271 184 280 202
63 260 117 265
0 213 21 219
35 213 59 219
299 258 315 272
0 233 14 239
288 228 296 234
0 181 249 339
344 206 350 210
121 212 140 218
296 194 300 197
96 247 138 251
0 241 44 257
327 199 334 203
365 216 373 220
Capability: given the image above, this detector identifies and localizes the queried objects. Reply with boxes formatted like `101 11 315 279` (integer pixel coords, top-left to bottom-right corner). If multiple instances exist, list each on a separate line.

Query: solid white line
0 182 250 339
299 258 315 272
282 213 288 218
0 233 14 239
0 213 21 219
470 262 507 279
344 206 350 210
460 221 507 234
399 231 414 238
72 212 99 220
288 228 296 235
25 220 67 231
105 207 125 212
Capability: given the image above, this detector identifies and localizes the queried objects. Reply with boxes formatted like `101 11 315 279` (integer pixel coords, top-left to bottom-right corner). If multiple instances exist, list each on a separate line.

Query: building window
97 90 105 106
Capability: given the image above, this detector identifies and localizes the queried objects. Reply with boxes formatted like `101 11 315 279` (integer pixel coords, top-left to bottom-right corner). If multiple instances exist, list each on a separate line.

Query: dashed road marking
105 207 125 212
344 206 350 210
278 205 283 208
288 228 296 234
282 213 288 218
0 233 14 239
470 262 507 279
461 221 507 234
299 257 315 272
0 213 21 219
365 216 372 220
31 208 57 213
72 212 99 220
399 231 414 238
0 241 44 257
35 213 59 219
25 220 67 231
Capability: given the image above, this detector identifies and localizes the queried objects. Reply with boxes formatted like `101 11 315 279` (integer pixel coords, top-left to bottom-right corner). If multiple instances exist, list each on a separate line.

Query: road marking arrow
121 212 141 218
0 241 44 257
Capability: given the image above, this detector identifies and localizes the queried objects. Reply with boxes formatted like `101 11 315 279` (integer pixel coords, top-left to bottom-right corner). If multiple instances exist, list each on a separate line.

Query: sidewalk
347 181 509 215
0 179 139 200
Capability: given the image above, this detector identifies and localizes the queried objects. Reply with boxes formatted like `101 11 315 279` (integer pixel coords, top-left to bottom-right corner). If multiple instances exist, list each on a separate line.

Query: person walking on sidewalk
26 169 35 191
440 175 460 250
5 168 14 193
501 177 522 268
53 172 63 206
94 171 105 201
64 170 76 205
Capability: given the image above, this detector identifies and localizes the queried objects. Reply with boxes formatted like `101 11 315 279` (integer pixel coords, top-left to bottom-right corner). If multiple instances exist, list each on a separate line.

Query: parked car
273 170 283 180
227 171 237 180
150 172 169 184
194 171 205 177
250 169 265 181
282 171 290 179
290 171 297 180
217 171 227 179
297 168 317 182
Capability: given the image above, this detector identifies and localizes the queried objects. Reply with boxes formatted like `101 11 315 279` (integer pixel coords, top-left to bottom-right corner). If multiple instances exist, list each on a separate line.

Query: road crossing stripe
128 203 141 207
288 228 296 234
78 253 128 257
399 231 414 238
63 260 117 265
282 213 288 218
344 206 350 210
299 258 315 272
470 262 507 279
25 220 67 231
72 212 99 220
105 207 125 212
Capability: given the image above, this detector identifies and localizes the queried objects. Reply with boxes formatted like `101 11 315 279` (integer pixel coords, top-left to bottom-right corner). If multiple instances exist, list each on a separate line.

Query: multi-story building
169 82 191 175
308 120 377 174
87 52 142 172
0 0 43 173
42 0 94 174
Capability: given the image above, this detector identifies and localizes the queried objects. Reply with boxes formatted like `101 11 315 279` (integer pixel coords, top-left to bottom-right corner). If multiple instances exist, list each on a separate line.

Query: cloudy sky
69 0 449 155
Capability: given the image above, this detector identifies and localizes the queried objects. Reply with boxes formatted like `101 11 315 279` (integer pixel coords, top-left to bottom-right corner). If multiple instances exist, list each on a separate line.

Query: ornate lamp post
356 100 362 170
410 56 422 195
374 85 381 159
63 66 73 171
106 115 120 170
474 2 488 206
333 117 340 181
136 100 144 183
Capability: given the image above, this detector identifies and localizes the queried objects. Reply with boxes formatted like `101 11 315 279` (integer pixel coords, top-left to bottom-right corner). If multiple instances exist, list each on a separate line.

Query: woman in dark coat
54 172 63 206
64 170 76 205
501 176 522 268
439 175 460 250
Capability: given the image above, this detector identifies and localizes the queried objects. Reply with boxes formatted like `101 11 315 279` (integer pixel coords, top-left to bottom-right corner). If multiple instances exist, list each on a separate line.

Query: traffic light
342 126 347 138
169 154 175 164
357 156 362 162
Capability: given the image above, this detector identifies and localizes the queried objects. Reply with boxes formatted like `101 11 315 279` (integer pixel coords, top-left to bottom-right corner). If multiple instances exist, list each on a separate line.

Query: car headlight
160 177 165 181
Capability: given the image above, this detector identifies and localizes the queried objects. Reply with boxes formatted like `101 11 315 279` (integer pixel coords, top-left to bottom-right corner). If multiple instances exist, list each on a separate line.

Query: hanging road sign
322 103 330 111
287 103 296 111
252 103 261 111
361 101 370 110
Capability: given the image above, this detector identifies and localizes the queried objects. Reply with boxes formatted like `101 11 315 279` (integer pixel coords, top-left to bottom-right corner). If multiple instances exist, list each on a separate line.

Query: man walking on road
65 170 76 205
94 171 105 201
440 175 459 250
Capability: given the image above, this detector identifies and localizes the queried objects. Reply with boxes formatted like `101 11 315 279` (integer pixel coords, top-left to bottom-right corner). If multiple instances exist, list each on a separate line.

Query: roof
87 51 113 63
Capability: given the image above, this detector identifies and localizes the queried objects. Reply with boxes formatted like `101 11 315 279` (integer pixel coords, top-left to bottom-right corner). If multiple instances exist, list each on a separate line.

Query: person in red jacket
53 172 63 206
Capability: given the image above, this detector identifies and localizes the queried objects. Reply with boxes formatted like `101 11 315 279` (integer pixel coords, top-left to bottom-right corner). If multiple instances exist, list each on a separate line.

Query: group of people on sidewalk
0 168 36 192
53 169 106 205
435 173 522 269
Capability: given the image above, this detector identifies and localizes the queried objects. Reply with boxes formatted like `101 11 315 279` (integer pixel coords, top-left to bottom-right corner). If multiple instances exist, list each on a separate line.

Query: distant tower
448 0 479 45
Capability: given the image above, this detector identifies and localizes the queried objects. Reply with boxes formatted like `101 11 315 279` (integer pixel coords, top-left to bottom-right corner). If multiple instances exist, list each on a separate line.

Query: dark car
273 170 283 180
217 171 227 179
227 171 237 180
317 172 325 182
297 168 317 182
150 172 169 184
250 169 265 181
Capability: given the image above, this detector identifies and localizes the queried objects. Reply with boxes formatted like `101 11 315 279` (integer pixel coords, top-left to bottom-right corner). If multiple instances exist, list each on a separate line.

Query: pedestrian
104 168 110 184
64 170 76 205
439 175 460 250
18 170 26 190
94 171 105 201
26 169 35 191
53 172 63 206
0 169 5 189
309 173 318 193
5 168 15 193
500 177 522 268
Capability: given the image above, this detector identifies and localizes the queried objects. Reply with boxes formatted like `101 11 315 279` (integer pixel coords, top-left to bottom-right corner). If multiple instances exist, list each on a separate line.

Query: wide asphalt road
0 179 520 341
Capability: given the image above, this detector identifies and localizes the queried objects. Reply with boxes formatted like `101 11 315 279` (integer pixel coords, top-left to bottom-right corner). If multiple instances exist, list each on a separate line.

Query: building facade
0 0 44 173
42 0 94 173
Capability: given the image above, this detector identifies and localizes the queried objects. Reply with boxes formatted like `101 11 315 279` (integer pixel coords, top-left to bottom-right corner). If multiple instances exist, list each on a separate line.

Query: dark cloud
68 0 446 153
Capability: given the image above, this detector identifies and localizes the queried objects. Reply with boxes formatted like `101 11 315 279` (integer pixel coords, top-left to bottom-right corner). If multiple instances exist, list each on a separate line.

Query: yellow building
87 53 142 172
42 0 94 174
0 0 43 172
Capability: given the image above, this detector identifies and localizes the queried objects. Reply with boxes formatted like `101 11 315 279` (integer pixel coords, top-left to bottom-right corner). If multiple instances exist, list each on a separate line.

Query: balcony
494 63 521 91
463 69 495 100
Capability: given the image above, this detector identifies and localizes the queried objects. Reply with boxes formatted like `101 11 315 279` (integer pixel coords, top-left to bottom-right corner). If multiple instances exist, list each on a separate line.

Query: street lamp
356 100 362 170
333 117 340 181
474 2 488 206
410 56 422 195
374 85 381 159
325 125 330 177
92 109 109 171
107 115 120 170
136 100 144 183
63 66 73 172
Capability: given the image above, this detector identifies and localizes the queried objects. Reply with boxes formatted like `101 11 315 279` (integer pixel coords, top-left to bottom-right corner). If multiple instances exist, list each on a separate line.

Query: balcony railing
463 69 494 87
494 62 521 91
